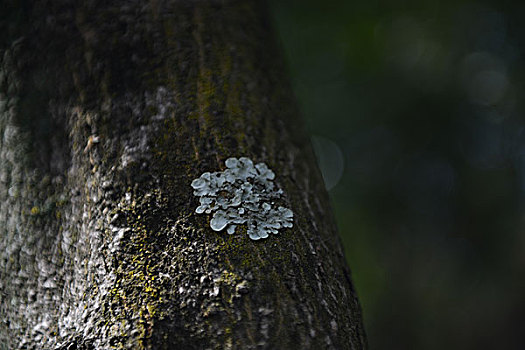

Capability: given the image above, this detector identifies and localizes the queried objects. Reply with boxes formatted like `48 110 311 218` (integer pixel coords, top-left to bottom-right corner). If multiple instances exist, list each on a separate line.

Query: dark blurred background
269 0 525 349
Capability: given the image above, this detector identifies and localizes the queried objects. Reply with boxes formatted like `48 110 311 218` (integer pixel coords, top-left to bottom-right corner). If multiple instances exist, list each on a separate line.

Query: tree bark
0 0 366 349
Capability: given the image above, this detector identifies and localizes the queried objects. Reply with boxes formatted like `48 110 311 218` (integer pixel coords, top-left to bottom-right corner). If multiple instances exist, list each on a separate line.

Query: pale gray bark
0 1 367 349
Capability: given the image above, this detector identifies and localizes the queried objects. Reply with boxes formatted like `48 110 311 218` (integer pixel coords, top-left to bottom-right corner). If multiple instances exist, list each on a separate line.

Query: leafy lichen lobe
191 157 293 240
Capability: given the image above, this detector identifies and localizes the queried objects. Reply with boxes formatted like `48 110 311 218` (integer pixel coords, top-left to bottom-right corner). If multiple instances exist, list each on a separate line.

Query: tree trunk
0 1 366 349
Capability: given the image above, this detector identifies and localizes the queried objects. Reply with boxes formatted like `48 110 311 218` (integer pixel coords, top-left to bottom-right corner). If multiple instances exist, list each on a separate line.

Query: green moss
99 189 171 349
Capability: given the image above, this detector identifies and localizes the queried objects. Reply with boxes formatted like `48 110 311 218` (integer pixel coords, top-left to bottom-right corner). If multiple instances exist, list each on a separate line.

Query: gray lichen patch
191 157 293 240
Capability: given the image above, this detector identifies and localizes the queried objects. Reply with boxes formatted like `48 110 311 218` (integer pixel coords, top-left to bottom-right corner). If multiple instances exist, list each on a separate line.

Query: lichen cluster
191 157 293 240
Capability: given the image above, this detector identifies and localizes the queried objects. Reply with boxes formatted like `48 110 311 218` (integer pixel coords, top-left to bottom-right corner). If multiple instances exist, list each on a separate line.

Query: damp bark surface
0 1 367 349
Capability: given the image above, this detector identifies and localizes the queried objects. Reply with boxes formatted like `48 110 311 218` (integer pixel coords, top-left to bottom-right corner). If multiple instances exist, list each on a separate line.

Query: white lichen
191 157 293 240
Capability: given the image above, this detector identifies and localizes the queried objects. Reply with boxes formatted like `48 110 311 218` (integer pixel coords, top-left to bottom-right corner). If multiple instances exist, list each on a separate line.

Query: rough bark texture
0 1 366 349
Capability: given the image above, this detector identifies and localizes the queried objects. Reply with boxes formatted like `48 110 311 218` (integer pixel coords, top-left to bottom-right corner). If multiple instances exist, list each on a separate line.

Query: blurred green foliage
270 0 525 349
